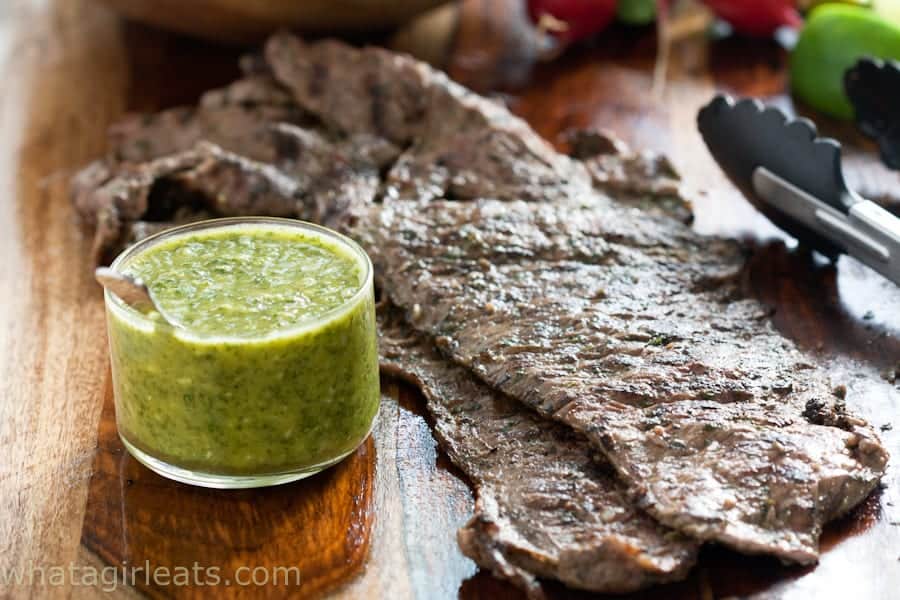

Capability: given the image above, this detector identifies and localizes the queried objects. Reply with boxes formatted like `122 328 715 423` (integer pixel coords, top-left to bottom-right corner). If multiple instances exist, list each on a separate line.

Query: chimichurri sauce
106 222 380 479
126 228 364 335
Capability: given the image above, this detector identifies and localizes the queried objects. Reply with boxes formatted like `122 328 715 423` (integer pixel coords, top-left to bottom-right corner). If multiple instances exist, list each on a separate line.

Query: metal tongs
697 58 900 286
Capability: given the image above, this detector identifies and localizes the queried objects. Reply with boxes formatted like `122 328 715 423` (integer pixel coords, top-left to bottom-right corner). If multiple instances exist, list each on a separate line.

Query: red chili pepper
701 0 802 36
526 0 618 44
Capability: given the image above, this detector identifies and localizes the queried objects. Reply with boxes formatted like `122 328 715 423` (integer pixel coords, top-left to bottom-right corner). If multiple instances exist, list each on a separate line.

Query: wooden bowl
98 0 452 43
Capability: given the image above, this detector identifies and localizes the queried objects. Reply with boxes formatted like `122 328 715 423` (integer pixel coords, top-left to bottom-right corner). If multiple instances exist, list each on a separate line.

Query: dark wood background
1 0 898 598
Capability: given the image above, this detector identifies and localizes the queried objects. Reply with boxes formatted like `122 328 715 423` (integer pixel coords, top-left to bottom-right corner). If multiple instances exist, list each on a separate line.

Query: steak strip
378 308 698 596
72 122 400 263
71 142 308 263
351 196 888 563
263 33 594 205
108 75 308 164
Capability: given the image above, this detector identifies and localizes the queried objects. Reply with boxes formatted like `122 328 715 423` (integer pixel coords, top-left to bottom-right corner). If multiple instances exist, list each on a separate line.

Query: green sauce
106 221 380 481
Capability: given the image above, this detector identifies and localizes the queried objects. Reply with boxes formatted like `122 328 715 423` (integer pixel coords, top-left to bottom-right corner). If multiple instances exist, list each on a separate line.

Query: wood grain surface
1 0 898 598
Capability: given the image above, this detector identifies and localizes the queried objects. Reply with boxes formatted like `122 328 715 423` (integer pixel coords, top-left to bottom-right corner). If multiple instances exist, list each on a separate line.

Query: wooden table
1 1 898 598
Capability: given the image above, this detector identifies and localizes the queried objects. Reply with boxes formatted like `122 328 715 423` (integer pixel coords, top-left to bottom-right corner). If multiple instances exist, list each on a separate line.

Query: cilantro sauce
105 220 379 484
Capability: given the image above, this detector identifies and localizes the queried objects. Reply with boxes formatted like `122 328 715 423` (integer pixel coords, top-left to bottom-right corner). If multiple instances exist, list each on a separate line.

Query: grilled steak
71 142 308 263
70 33 889 592
379 308 699 596
108 75 308 164
568 129 693 224
72 122 399 263
264 33 595 205
74 33 683 263
349 196 888 563
263 33 687 217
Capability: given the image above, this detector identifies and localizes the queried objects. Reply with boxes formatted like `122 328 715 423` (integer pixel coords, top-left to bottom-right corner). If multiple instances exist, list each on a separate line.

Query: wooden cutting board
1 0 898 598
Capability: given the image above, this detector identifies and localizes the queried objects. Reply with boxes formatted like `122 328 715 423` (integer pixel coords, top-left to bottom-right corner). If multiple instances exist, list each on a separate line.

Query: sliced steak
73 125 399 263
264 33 592 204
72 73 311 261
71 142 312 263
108 75 308 163
74 35 687 260
350 197 889 563
106 103 301 165
568 128 693 224
72 149 207 263
264 34 692 211
378 308 698 596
